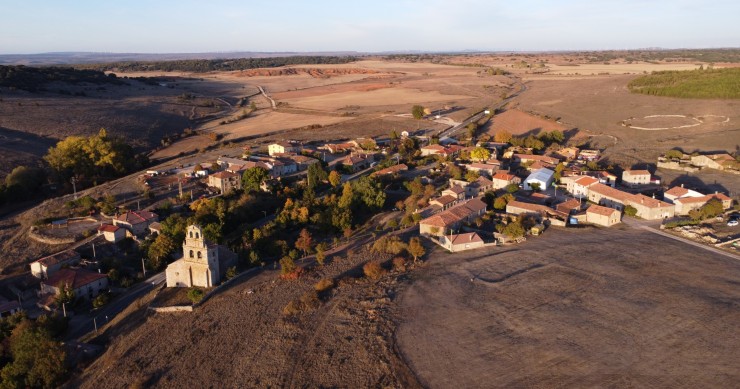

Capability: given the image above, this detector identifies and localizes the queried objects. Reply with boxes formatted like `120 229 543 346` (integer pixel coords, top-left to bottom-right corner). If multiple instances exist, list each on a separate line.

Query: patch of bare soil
70 244 421 388
398 227 740 388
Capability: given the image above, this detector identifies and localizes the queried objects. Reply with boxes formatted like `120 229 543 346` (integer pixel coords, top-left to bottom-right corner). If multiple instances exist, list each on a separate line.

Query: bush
315 278 335 293
363 260 384 280
624 205 638 217
187 288 204 304
92 293 110 309
392 256 407 272
225 266 237 280
283 290 322 316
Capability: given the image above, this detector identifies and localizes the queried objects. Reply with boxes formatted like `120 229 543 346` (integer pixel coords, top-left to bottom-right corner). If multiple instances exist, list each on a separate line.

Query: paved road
65 271 166 341
623 217 740 261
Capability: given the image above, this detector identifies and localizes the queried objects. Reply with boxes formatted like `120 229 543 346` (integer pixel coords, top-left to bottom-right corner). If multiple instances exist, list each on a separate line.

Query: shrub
187 288 204 304
624 205 638 217
283 290 322 316
363 260 384 280
392 256 407 272
92 293 110 309
225 266 237 280
315 278 335 293
280 256 296 275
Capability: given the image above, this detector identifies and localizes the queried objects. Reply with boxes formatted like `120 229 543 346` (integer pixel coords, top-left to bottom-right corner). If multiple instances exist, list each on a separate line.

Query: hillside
70 245 420 388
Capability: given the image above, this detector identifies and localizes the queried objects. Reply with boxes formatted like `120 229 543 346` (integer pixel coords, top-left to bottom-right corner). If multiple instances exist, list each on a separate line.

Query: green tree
506 183 520 194
242 167 269 193
187 288 204 304
411 105 425 119
623 205 638 217
407 237 426 262
4 166 45 194
554 162 565 182
353 177 386 210
469 147 491 161
447 165 463 180
465 170 480 183
664 149 684 159
0 320 67 388
307 162 327 189
328 170 342 188
503 221 525 238
55 284 75 305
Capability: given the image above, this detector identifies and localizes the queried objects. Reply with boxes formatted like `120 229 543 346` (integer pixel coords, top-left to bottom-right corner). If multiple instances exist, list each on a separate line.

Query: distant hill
0 51 362 66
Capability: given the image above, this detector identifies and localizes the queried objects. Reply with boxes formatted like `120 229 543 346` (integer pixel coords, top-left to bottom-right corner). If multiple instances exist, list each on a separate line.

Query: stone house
208 170 241 194
490 171 521 190
586 204 621 227
441 232 485 252
113 211 159 235
268 142 301 157
622 170 651 187
97 224 125 243
674 193 733 215
41 268 109 301
419 198 487 236
30 250 81 279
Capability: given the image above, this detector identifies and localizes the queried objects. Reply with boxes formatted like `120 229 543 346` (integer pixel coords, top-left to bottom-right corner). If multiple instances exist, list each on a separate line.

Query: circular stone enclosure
622 114 729 131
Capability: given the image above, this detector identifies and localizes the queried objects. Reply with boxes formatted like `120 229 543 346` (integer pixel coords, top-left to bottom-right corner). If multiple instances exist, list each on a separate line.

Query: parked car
728 218 739 227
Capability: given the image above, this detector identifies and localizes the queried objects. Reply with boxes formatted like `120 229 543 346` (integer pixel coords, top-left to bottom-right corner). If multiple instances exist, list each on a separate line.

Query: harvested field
545 63 701 75
398 226 740 388
515 75 740 168
281 87 475 111
483 108 568 137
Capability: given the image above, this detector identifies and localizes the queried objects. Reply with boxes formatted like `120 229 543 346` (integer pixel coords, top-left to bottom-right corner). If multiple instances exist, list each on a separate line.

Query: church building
166 225 237 288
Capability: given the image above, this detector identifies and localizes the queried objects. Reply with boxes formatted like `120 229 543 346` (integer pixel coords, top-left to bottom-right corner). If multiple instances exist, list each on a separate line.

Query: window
189 231 193 238
195 232 200 239
189 250 194 258
197 251 202 259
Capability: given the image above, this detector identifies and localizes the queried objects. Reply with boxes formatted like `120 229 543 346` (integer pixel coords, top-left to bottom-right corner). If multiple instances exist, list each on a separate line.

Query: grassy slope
628 67 740 99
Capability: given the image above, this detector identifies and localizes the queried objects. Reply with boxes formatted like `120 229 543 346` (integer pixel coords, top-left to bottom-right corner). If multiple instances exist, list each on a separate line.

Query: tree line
0 65 158 93
628 67 740 99
78 56 358 73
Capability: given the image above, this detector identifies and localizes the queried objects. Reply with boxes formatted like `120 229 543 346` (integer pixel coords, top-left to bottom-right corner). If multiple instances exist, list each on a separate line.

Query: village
2 107 738 355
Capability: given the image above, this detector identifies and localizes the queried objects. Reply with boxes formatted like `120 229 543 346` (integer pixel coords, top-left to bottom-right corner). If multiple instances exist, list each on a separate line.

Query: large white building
523 168 555 191
166 225 237 288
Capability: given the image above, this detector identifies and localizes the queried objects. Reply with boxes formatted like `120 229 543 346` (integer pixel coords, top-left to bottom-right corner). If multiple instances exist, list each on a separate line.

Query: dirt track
397 226 740 388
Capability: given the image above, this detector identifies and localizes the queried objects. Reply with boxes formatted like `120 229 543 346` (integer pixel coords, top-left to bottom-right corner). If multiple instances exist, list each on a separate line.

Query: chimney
681 184 684 188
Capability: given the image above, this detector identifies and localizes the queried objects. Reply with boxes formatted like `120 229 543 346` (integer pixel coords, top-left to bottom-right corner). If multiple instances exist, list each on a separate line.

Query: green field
628 67 740 99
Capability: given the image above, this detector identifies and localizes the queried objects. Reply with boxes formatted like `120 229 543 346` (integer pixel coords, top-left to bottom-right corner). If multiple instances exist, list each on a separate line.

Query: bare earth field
397 226 740 388
514 74 740 168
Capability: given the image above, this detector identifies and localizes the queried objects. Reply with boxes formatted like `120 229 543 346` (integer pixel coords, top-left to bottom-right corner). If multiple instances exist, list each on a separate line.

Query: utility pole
71 177 78 200
93 317 98 334
141 257 146 278
178 177 183 198
92 242 96 258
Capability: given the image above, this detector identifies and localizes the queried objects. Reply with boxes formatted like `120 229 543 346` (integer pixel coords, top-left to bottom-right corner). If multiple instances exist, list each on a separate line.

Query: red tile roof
97 224 120 233
506 200 552 214
624 170 651 176
211 170 239 179
514 154 560 165
675 193 731 204
587 204 620 217
421 198 487 228
43 268 107 290
574 176 599 187
115 210 158 225
588 183 635 202
371 164 408 177
431 195 458 206
492 171 517 182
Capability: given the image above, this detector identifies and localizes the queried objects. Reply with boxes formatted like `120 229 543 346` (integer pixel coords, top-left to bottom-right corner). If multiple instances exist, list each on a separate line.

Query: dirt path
258 85 277 109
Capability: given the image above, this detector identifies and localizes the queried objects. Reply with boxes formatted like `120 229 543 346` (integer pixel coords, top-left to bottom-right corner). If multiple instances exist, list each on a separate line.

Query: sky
1 0 738 54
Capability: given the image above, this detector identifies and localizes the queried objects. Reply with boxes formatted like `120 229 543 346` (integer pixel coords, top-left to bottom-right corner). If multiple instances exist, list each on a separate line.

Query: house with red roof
419 198 487 236
673 193 733 215
97 224 124 243
490 171 521 190
113 210 159 235
586 204 621 227
208 170 241 194
30 250 81 279
41 268 109 301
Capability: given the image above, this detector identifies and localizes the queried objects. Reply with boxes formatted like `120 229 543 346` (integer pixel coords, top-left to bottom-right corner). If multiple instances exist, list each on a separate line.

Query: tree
4 166 45 195
242 167 269 193
92 293 110 309
447 165 463 180
411 105 425 120
554 162 565 182
506 183 520 194
1 320 67 388
328 170 342 188
307 162 327 189
470 147 491 161
279 256 297 276
465 170 480 183
315 243 327 265
338 182 353 208
407 237 426 262
55 284 75 305
503 221 525 238
529 182 541 192
295 228 313 257
353 177 386 210
187 288 204 303
494 130 512 143
372 235 408 254
623 205 638 217
493 196 509 210
148 234 175 270
664 149 684 159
